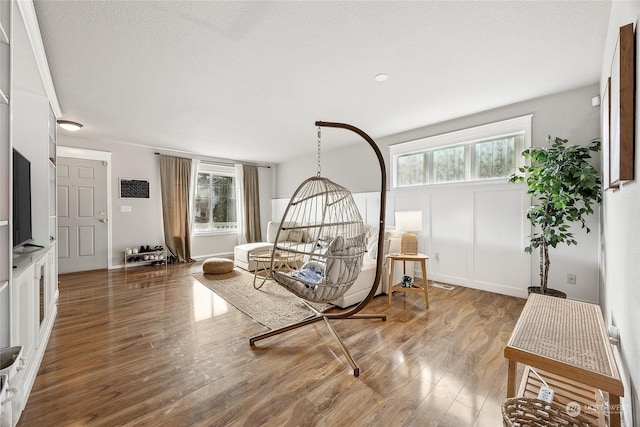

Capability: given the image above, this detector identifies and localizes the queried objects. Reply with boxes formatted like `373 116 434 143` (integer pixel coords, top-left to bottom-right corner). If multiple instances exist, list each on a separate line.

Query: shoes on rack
134 244 165 254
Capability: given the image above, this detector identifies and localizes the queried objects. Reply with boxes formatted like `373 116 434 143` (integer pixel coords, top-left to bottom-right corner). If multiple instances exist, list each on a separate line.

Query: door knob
99 218 108 223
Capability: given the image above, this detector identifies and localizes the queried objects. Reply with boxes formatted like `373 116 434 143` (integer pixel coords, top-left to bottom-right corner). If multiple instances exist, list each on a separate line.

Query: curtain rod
153 152 270 168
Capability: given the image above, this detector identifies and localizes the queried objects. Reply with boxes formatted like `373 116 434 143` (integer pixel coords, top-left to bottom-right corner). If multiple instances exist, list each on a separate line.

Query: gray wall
599 1 640 425
58 135 273 265
275 85 601 197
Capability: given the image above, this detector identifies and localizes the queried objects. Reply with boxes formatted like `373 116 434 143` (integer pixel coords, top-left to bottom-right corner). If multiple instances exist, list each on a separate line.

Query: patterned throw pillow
288 230 304 243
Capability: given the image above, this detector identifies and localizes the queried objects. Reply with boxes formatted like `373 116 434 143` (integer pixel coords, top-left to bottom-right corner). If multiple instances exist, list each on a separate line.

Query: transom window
391 115 532 187
194 164 237 233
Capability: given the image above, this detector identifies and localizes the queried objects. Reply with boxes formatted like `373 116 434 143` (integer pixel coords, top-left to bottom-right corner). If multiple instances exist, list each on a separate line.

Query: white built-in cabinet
0 1 59 425
9 245 57 419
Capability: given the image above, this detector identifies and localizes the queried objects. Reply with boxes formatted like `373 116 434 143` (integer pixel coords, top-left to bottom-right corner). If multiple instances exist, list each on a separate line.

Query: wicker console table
504 294 624 427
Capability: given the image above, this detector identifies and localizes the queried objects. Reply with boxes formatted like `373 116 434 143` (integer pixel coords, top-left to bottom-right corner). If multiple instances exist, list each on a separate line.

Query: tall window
194 164 237 233
390 115 532 188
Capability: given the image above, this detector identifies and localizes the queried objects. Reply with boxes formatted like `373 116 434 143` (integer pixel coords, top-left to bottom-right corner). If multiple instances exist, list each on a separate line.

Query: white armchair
234 221 302 271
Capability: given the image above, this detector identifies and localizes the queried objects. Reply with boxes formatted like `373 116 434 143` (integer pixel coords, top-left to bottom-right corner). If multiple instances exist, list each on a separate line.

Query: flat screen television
13 148 32 247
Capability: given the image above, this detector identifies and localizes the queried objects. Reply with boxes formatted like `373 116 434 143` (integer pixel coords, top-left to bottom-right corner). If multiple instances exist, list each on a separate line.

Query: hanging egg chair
250 121 387 377
271 176 366 303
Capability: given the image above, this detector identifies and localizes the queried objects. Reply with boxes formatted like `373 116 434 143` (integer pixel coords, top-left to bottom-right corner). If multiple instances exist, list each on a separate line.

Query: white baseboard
192 252 233 261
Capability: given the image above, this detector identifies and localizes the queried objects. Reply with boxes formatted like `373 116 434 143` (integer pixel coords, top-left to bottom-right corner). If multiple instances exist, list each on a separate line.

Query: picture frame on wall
119 178 150 199
609 23 635 187
602 77 615 190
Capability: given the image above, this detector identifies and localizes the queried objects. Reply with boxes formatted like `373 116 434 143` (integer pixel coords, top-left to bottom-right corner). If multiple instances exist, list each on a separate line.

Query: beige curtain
243 166 262 243
159 155 194 262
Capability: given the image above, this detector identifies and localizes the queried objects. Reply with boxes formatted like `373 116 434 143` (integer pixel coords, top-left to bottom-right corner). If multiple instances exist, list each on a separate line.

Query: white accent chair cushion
234 221 300 272
233 242 273 272
266 221 296 243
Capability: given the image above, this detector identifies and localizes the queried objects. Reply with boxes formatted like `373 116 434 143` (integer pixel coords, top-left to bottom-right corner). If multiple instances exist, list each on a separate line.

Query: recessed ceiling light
374 73 388 82
57 120 83 131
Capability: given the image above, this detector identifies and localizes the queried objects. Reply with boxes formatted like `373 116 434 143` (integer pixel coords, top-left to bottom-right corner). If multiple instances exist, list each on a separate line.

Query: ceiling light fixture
57 120 83 131
374 73 388 82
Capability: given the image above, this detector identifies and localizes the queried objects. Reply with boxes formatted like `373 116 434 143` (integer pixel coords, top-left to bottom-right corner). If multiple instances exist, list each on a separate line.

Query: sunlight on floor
192 281 228 321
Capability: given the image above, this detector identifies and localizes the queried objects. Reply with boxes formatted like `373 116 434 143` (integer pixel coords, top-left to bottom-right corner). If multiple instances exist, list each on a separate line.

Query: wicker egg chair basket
271 176 366 303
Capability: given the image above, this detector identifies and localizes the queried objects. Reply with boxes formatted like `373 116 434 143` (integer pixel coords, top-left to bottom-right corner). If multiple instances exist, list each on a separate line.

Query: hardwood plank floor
18 262 525 426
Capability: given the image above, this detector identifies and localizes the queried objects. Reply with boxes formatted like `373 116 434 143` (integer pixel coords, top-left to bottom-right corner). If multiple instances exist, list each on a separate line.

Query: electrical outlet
567 273 576 285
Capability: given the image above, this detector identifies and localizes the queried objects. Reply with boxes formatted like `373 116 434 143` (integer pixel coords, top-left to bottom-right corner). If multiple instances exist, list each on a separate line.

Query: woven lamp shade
395 211 422 255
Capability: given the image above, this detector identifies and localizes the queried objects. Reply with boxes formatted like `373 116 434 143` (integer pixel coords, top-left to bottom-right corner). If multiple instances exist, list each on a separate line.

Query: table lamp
395 211 422 255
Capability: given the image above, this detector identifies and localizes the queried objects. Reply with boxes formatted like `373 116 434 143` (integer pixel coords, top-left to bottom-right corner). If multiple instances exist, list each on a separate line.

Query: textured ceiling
34 1 611 164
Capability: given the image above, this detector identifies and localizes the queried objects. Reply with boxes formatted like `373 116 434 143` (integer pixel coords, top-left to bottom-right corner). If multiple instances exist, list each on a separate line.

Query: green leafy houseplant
509 136 602 296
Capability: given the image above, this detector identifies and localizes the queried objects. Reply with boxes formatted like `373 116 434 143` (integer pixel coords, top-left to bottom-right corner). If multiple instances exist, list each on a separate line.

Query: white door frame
57 146 113 269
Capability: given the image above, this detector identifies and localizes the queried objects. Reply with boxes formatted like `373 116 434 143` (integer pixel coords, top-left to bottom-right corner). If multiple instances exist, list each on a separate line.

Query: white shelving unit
124 249 167 271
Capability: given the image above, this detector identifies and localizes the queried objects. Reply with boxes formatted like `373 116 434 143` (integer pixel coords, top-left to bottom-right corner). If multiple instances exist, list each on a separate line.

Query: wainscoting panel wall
429 189 474 287
394 182 531 297
273 182 531 298
472 188 530 295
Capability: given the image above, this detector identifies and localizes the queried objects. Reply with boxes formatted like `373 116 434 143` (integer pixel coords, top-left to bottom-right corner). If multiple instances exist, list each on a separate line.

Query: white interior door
57 157 108 273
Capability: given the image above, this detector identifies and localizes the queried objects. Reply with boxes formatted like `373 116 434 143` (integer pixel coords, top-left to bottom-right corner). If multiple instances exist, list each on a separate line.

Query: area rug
193 270 332 330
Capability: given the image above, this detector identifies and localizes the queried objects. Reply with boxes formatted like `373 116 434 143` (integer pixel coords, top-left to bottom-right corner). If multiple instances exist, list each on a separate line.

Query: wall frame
119 178 150 198
602 77 616 189
609 23 635 186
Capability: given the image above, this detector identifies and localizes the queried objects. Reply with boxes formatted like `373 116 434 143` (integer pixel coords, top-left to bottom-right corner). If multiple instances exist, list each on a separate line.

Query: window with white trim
391 115 532 187
194 164 237 233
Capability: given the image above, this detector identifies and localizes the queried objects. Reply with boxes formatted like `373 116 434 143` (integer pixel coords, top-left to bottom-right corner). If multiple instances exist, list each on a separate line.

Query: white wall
275 85 602 302
11 0 50 248
12 90 50 246
58 135 273 265
599 2 640 425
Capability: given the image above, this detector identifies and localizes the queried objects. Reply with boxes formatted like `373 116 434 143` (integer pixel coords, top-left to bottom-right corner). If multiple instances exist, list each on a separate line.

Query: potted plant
509 136 602 297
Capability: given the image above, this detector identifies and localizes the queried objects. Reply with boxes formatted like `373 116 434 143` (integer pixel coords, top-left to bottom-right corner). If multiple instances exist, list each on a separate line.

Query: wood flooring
18 261 525 426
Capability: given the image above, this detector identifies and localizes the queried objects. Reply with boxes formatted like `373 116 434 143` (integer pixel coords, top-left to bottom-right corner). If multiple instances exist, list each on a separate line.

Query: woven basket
502 397 596 427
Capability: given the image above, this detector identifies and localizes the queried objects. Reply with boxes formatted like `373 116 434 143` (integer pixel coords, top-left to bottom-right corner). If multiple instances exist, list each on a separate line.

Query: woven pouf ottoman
202 257 234 274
